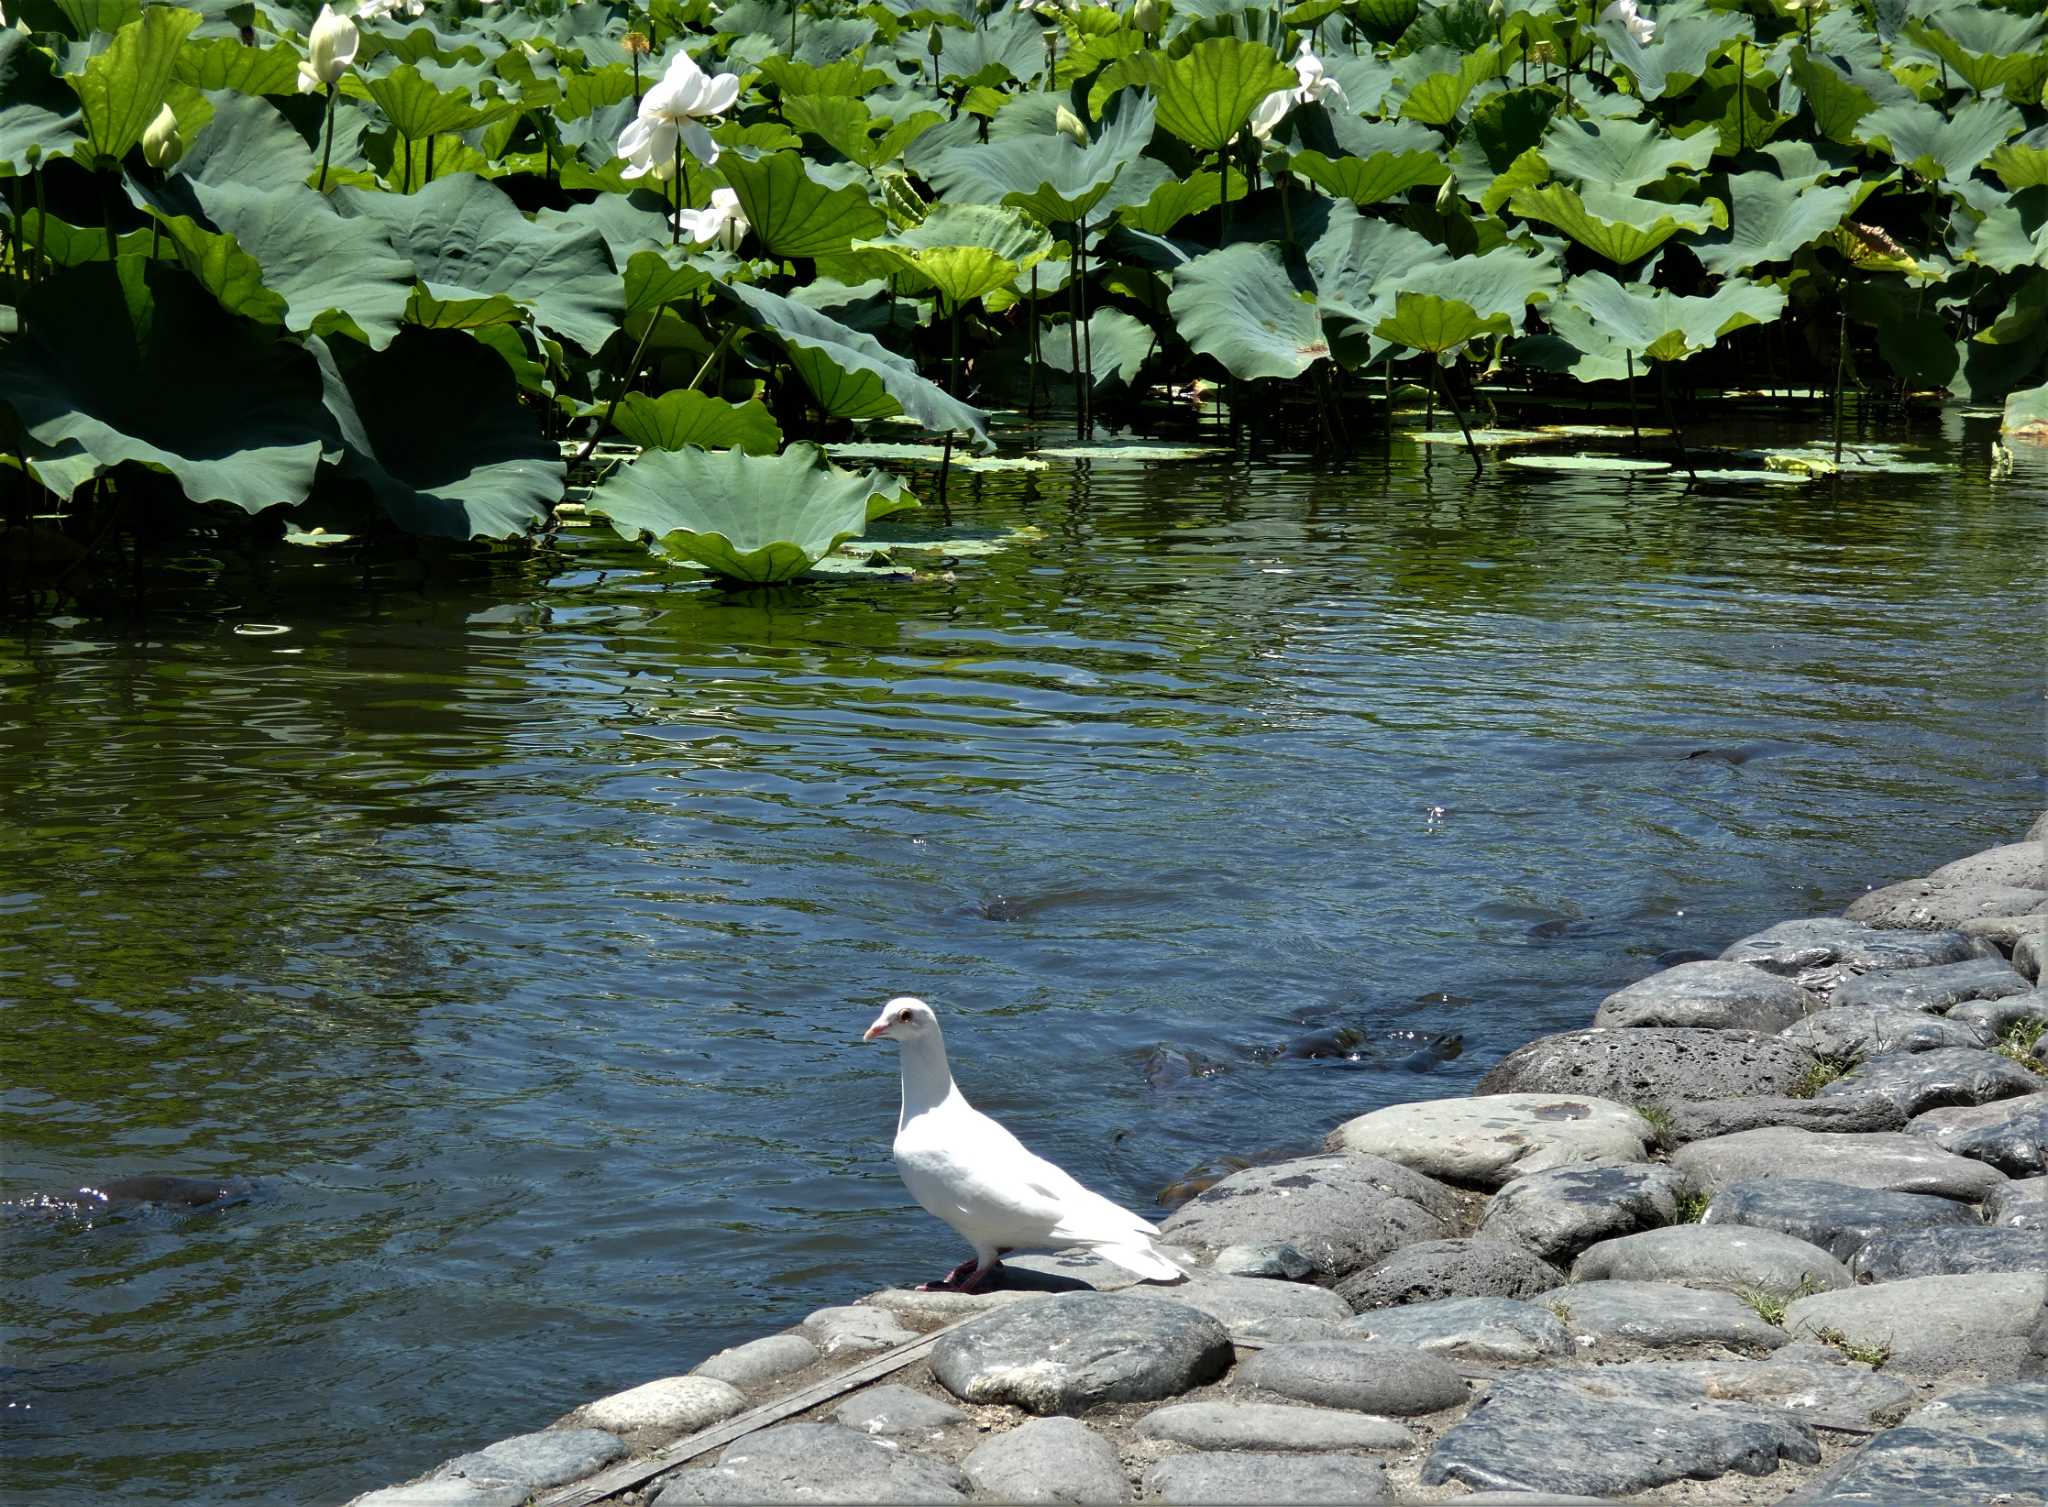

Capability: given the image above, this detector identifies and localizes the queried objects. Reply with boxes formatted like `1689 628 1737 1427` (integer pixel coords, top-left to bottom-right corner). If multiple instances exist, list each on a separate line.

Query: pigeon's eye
898 1009 913 1023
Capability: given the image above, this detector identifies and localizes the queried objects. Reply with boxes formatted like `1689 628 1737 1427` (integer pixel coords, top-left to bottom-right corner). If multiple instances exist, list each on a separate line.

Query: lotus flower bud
927 21 944 55
301 4 358 90
142 102 183 169
1132 0 1161 38
1435 175 1457 212
1487 0 1503 22
1055 104 1088 146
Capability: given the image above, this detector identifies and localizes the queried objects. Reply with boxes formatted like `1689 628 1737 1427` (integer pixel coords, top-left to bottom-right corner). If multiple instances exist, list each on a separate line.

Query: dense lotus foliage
0 0 2043 581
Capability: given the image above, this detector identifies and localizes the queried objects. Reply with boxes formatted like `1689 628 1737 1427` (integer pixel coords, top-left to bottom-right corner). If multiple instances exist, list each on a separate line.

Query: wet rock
1781 1007 1988 1060
1164 1272 1353 1338
1323 1093 1654 1188
960 1416 1127 1503
1926 841 2047 892
1946 1106 2048 1175
1145 1453 1390 1504
1784 1273 2048 1375
1232 1341 1469 1415
1476 1029 1817 1104
1344 1296 1569 1364
1797 1379 2048 1505
858 1287 1042 1319
1947 989 2048 1037
1333 1238 1563 1312
1229 1315 1350 1344
1136 1400 1412 1452
577 1376 746 1442
930 1292 1230 1414
1592 961 1817 1032
654 1422 967 1503
1553 1280 1788 1352
1570 1225 1853 1298
1905 1091 2048 1146
1845 878 2048 930
1659 1093 1906 1144
1985 1175 2048 1228
435 1429 626 1496
691 1332 821 1388
1158 1154 1454 1279
1702 1177 1981 1261
1610 1347 1913 1427
831 1384 968 1439
1817 1046 2041 1117
1961 914 2048 956
1476 1162 1684 1262
1419 1366 1819 1497
2017 928 2048 982
802 1305 917 1355
1833 955 2033 1013
1721 918 1976 995
1210 1242 1314 1280
1847 1225 2048 1281
1673 1128 2008 1200
351 1484 525 1507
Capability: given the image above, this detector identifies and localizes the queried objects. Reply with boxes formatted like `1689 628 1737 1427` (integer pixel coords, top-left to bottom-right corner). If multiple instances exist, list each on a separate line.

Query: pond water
2 413 2042 1505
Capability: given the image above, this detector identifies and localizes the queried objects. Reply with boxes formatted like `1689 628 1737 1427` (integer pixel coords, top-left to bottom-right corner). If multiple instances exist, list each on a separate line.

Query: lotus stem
1658 362 1696 487
319 84 337 194
1832 305 1847 465
1066 239 1083 438
1027 264 1040 421
424 134 436 185
1076 218 1092 434
1626 350 1639 452
673 135 683 244
1435 361 1483 474
685 325 738 393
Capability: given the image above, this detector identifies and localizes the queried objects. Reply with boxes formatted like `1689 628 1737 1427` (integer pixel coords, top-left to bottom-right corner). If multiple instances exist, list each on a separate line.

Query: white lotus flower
617 48 740 179
675 186 750 253
296 5 359 93
142 102 183 168
1249 39 1347 141
354 0 425 19
1601 0 1655 45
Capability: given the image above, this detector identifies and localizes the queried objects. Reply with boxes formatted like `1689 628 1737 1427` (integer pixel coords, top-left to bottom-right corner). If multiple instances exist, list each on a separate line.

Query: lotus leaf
0 31 83 172
66 4 200 166
1508 182 1724 264
1039 307 1156 390
921 93 1161 225
2003 382 2048 437
1601 12 1751 102
720 150 888 259
1169 243 1329 382
1541 114 1716 194
1859 97 2021 185
1374 293 1507 354
1787 52 1879 145
1547 271 1785 377
1505 454 1673 472
854 203 1051 309
612 391 781 454
1290 149 1449 206
1123 38 1295 154
1692 171 1855 276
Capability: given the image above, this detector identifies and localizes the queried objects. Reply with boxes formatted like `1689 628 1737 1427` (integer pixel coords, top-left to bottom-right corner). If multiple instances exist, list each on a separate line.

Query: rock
1476 1029 1817 1104
1344 1297 1569 1364
1476 1163 1684 1262
1782 1007 1988 1060
1570 1225 1853 1298
1926 841 2047 892
1144 1453 1390 1504
1845 879 2048 930
1834 956 2034 1013
802 1305 917 1355
960 1416 1128 1503
2017 929 2048 982
1324 1093 1653 1188
1703 1177 1982 1261
1210 1242 1314 1280
1625 1346 1914 1426
1950 1107 2048 1177
1673 1128 2008 1200
1333 1238 1563 1311
1848 1226 2048 1280
831 1384 968 1439
654 1422 967 1503
1552 1280 1788 1352
434 1429 626 1495
1230 1315 1351 1344
1592 961 1817 1032
1419 1366 1820 1497
1164 1273 1353 1338
1660 1094 1907 1144
578 1376 746 1441
691 1333 821 1388
2032 813 2048 844
1232 1341 1469 1415
1797 1379 2048 1505
1908 1090 2048 1152
929 1292 1230 1414
1961 914 2048 953
999 1248 1171 1292
858 1287 1042 1319
1817 1046 2041 1117
1986 1176 2048 1228
1157 1155 1454 1279
1786 1273 2048 1375
1948 989 2048 1037
1720 918 1976 993
351 1485 525 1507
1136 1400 1412 1452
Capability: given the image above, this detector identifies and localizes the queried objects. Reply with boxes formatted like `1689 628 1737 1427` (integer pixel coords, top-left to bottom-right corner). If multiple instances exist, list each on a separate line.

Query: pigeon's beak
862 1020 889 1042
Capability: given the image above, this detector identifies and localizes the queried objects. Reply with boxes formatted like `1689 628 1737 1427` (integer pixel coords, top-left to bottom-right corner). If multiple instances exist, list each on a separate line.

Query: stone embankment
351 816 2048 1506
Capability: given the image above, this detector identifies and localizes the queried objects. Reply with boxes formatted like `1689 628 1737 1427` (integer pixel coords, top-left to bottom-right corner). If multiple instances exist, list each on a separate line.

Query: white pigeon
863 996 1183 1292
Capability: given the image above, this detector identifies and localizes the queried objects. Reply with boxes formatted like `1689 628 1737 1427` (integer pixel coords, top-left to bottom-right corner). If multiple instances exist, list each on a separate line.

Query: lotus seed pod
142 102 183 169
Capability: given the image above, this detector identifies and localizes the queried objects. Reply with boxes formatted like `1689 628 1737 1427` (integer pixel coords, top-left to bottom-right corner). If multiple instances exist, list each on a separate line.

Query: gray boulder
691 1333 821 1388
802 1305 917 1356
1607 1348 1913 1427
1948 989 2048 1037
1817 1046 2041 1117
1210 1243 1314 1280
1476 1162 1684 1262
1798 1380 2048 1505
576 1377 747 1445
930 1293 1230 1414
1703 1177 1982 1261
1592 961 1817 1032
434 1430 626 1496
1232 1341 1469 1415
1951 1107 2048 1177
1848 1226 2048 1281
1844 879 2048 930
2017 928 2048 982
1145 1453 1389 1503
1157 1154 1454 1279
1476 1028 1816 1102
1784 1273 2048 1375
1570 1225 1853 1298
1926 841 2047 891
1135 1400 1411 1452
1781 1007 1988 1060
1552 1280 1787 1352
1334 1238 1563 1312
1660 1094 1906 1144
1834 955 2032 1013
831 1385 968 1440
1904 1092 2048 1150
655 1423 967 1503
960 1417 1128 1503
1720 918 1976 994
1673 1128 2008 1200
1344 1297 1569 1364
350 1483 525 1507
1985 1176 2048 1229
1164 1272 1352 1340
1323 1094 1653 1188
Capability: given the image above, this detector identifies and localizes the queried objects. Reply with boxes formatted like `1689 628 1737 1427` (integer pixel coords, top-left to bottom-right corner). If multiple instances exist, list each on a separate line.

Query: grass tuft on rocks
1790 1056 1855 1099
1812 1325 1892 1369
1993 1020 2046 1075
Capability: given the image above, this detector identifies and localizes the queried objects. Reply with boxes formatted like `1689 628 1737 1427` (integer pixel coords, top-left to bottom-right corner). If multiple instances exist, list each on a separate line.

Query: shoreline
350 812 2048 1506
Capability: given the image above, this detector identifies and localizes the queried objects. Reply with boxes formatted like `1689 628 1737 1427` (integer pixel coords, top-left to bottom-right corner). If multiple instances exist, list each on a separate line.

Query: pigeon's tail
1091 1237 1185 1283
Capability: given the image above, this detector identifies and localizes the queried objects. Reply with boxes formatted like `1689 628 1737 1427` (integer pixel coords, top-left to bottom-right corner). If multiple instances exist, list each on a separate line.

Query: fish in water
8 1175 255 1219
1278 1026 1462 1071
971 886 1168 923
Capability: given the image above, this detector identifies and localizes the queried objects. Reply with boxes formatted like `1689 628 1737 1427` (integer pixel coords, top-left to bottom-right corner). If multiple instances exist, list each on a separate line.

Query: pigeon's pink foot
916 1256 986 1292
956 1260 1003 1294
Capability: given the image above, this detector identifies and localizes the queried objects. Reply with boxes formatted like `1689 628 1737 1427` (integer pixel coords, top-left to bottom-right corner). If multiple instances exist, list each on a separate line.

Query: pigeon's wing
949 1104 1163 1243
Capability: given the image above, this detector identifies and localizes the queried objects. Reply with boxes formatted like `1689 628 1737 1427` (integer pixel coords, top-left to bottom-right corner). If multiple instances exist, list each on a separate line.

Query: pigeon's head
863 995 937 1044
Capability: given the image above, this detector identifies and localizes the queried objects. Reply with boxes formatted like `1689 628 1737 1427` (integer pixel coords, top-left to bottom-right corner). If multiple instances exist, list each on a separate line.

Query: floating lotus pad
1404 428 1557 446
825 443 1048 471
1032 443 1228 461
1538 424 1675 439
1505 455 1674 472
1685 469 1815 485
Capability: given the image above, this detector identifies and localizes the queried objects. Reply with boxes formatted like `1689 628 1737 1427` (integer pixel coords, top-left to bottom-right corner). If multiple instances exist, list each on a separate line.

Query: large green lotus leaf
590 442 915 583
1039 306 1157 389
173 36 302 96
336 173 622 353
720 150 886 259
921 93 1159 224
1374 293 1508 354
311 327 562 541
1859 97 2020 185
610 391 781 455
1508 183 1723 263
1903 14 2047 99
751 54 891 100
725 281 992 445
1600 12 1749 100
1323 51 1395 115
1168 242 1328 382
855 203 1053 307
1451 85 1557 204
1290 149 1448 206
1305 201 1438 311
621 248 716 320
935 12 1043 87
1116 172 1225 235
1541 114 1716 194
354 63 496 141
1988 133 2048 191
66 4 200 165
1786 52 1878 146
0 30 85 171
782 92 941 170
1547 271 1786 376
1691 171 1854 277
0 259 327 511
1123 38 1294 154
1388 245 1561 323
1396 47 1501 128
1957 187 2048 275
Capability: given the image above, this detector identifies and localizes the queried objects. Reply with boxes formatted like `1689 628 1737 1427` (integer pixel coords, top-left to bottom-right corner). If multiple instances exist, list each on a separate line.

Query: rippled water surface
3 415 2042 1505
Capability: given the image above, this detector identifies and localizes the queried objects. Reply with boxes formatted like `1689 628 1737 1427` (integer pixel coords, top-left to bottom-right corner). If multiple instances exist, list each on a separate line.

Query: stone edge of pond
345 812 2048 1507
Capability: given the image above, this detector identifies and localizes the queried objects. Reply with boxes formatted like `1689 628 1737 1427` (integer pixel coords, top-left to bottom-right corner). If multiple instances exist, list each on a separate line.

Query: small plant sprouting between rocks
1993 1020 2047 1076
1633 1102 1675 1145
1791 1056 1856 1099
1735 1276 1820 1329
1812 1325 1892 1370
1546 1300 1573 1326
1675 1190 1712 1224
